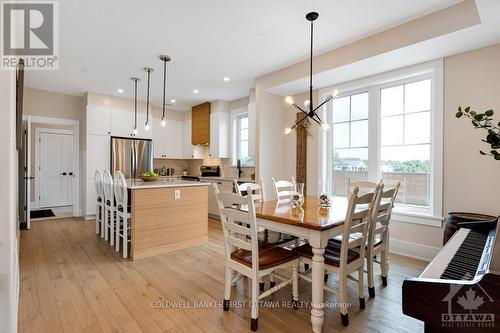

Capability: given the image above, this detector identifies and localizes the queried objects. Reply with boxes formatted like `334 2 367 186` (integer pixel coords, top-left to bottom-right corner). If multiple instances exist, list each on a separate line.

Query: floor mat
30 209 55 219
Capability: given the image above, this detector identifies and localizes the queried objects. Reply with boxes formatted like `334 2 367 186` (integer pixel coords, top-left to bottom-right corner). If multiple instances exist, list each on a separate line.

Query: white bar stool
113 171 131 258
102 170 116 246
94 170 104 237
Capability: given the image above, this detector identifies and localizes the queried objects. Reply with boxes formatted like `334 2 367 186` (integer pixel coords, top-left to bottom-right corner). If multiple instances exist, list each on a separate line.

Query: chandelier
284 12 340 135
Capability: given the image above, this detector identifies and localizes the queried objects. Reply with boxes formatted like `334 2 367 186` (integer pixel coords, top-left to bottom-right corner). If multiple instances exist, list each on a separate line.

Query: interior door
39 131 73 208
18 120 31 229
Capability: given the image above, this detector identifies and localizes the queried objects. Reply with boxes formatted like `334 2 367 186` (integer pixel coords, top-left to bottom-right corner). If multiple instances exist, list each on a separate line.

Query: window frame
236 114 249 162
318 60 444 226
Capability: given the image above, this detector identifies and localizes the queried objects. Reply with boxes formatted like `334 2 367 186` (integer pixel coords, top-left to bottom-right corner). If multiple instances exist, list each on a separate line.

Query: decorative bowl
139 175 159 182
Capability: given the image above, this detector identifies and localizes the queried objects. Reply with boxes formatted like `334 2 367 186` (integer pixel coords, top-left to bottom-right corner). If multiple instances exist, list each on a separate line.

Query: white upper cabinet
183 119 204 159
86 134 109 177
209 111 230 158
110 107 134 137
248 102 256 156
87 105 111 135
153 117 184 159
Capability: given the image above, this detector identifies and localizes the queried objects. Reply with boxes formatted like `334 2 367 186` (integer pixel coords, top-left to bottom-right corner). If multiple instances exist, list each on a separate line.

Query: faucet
237 159 243 179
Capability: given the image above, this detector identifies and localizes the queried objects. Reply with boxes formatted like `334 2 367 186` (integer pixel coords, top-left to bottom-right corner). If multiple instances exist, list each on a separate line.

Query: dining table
254 196 349 333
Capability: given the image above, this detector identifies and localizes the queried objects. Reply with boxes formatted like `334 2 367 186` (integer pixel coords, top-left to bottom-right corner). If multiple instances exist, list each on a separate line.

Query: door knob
61 172 67 176
69 172 74 176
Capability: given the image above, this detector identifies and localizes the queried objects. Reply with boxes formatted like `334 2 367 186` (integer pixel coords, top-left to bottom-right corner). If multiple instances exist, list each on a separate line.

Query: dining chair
272 177 295 200
346 178 380 195
94 170 104 237
102 170 116 246
214 184 300 331
293 186 378 326
113 171 131 258
365 182 400 297
234 178 298 289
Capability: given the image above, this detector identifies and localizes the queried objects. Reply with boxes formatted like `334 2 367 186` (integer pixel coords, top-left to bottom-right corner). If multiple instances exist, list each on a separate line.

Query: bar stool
113 171 131 258
102 170 116 246
94 170 104 237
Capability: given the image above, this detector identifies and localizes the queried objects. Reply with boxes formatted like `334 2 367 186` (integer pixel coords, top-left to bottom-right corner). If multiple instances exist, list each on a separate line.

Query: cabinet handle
60 172 67 176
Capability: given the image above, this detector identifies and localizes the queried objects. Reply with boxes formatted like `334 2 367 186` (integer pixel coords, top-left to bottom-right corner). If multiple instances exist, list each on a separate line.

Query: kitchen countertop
127 178 211 189
196 176 255 183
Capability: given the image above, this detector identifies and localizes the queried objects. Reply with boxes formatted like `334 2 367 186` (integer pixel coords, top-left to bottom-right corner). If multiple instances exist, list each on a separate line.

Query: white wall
258 91 296 198
0 70 19 332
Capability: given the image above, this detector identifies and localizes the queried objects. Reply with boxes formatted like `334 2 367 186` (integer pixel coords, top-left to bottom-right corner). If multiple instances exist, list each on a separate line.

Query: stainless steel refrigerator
110 137 153 179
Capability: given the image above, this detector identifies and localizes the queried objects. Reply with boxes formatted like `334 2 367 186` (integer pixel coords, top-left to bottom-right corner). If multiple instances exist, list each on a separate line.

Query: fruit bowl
139 172 159 182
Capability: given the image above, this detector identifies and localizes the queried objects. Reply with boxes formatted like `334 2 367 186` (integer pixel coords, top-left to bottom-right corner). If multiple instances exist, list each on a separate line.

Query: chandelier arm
312 112 323 123
295 113 310 127
312 97 332 113
293 104 309 115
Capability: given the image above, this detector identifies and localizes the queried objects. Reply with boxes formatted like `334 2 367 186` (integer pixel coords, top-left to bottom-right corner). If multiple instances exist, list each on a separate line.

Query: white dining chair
214 184 300 331
102 170 116 246
365 182 400 297
294 186 379 326
272 177 295 200
94 170 104 237
234 178 298 290
113 171 131 258
346 178 380 195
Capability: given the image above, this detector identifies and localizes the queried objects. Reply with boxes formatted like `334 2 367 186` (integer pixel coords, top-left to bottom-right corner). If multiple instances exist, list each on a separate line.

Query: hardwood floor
19 218 426 333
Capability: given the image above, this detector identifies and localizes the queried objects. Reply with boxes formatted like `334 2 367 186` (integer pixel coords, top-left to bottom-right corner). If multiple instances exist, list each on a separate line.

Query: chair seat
231 247 299 270
258 230 297 249
328 234 382 248
293 242 360 267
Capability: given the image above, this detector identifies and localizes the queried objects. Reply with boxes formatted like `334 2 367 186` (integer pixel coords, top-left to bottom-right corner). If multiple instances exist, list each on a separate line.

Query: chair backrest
113 171 128 208
347 178 380 195
340 186 378 265
272 177 295 200
214 184 259 270
94 170 103 198
367 182 400 250
102 170 114 203
233 177 266 203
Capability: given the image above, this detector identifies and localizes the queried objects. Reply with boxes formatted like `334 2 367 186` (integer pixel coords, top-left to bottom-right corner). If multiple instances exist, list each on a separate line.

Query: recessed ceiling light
193 89 199 94
223 77 230 82
117 89 124 93
170 99 176 103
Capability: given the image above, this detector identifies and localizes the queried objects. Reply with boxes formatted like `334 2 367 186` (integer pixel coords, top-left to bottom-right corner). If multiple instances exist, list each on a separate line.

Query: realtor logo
1 1 59 69
441 280 495 330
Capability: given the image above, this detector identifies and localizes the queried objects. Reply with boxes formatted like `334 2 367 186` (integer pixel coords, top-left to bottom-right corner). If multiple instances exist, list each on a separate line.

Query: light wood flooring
18 217 427 333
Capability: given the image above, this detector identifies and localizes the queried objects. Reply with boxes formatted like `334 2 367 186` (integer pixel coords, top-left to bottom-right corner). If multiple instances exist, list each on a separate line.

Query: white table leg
311 246 325 333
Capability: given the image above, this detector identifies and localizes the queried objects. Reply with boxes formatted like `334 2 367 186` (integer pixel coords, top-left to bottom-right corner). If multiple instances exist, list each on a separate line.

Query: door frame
24 115 80 217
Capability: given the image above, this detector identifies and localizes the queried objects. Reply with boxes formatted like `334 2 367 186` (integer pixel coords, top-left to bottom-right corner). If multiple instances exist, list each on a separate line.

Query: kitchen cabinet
86 134 110 177
191 102 210 145
110 107 134 137
87 105 111 135
209 111 230 158
183 120 204 159
153 117 184 159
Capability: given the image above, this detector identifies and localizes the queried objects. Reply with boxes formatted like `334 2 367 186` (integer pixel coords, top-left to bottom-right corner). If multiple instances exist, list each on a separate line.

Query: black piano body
402 218 500 332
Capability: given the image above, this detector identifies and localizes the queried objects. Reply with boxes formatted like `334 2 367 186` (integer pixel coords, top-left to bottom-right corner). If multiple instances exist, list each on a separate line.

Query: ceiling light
170 99 176 103
223 77 230 82
144 67 154 131
193 89 199 94
284 12 340 135
159 55 171 128
117 88 124 94
130 77 140 136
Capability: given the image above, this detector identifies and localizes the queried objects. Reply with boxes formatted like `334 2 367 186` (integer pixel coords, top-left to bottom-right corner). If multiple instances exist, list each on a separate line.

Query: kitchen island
127 179 210 260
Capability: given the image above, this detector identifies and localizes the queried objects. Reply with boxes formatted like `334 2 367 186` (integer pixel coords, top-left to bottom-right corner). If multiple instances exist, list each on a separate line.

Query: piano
403 218 500 332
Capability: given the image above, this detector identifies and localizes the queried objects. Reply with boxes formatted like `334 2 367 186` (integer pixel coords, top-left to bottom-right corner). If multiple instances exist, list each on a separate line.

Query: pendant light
131 77 140 135
159 55 171 128
143 67 154 131
284 12 340 135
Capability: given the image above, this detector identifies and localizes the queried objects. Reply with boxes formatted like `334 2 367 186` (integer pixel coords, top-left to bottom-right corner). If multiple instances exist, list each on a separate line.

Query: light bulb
145 123 150 131
284 127 292 135
161 119 166 127
332 89 341 97
284 96 294 105
133 128 138 135
320 121 331 131
304 99 310 108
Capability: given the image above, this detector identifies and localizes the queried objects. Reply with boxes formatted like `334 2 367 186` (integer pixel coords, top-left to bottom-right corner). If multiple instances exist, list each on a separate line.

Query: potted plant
455 106 500 160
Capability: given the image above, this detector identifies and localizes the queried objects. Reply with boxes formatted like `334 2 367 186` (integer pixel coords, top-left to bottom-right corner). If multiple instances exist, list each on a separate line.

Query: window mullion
367 87 380 182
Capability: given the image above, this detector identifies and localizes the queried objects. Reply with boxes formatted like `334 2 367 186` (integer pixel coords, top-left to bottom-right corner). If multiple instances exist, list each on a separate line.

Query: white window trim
318 59 444 227
230 107 252 166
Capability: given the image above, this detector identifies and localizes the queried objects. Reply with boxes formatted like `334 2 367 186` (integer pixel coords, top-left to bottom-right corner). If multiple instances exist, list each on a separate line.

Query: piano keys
402 218 500 332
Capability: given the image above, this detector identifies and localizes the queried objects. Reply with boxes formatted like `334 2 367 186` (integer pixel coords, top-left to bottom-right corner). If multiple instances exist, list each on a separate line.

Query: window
319 61 443 223
236 115 251 164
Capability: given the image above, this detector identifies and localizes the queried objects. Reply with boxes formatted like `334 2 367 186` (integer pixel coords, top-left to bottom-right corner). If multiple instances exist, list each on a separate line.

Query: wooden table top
254 196 348 231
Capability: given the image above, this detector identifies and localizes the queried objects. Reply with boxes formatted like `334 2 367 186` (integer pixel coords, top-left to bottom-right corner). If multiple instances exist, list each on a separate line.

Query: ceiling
25 0 463 110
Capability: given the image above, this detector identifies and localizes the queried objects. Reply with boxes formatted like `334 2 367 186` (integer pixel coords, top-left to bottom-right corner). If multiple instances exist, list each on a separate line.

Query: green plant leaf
485 110 494 117
455 111 463 118
458 106 462 112
465 106 471 113
470 111 477 116
474 114 484 121
491 150 499 155
495 154 500 160
479 150 487 155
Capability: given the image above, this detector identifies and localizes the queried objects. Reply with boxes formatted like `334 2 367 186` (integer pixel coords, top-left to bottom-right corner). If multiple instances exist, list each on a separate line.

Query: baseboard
389 238 440 262
84 215 95 221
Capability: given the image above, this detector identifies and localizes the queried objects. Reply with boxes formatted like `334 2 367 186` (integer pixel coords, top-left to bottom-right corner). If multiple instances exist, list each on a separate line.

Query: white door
39 131 73 208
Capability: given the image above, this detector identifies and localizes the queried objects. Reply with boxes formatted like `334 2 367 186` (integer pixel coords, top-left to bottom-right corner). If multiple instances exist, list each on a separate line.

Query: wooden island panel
130 186 208 260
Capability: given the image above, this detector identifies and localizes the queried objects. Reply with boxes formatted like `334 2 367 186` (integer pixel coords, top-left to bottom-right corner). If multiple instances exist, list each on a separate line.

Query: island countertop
127 178 211 189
